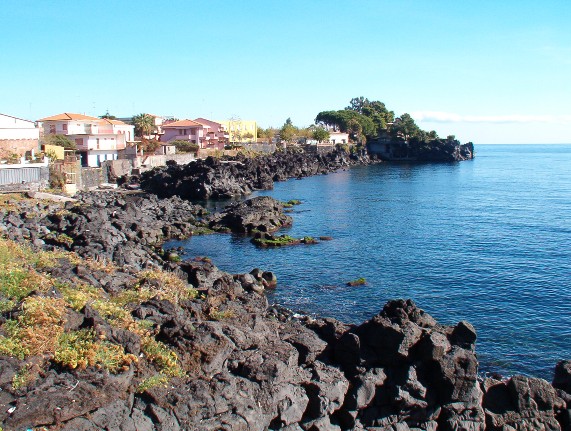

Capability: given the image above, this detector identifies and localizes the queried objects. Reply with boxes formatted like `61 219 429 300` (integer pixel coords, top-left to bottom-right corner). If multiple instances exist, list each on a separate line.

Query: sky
1 0 570 144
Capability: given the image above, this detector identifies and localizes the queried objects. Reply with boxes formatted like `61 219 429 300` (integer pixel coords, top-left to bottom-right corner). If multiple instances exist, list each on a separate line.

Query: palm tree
132 113 154 139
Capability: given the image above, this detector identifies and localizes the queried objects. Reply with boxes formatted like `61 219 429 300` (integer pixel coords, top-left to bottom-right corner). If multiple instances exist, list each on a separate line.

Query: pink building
38 113 134 167
161 118 228 150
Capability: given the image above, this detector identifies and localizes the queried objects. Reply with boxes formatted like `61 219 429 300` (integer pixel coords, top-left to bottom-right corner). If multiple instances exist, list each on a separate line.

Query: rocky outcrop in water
140 147 379 200
368 136 475 162
207 196 293 234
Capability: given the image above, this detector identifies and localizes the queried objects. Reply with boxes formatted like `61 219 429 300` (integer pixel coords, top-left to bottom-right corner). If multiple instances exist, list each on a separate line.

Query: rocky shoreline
0 149 570 430
139 146 380 200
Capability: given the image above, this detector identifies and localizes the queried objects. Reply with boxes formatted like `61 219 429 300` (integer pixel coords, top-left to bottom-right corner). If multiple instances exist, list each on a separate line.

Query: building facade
217 119 257 144
0 113 40 159
38 113 134 167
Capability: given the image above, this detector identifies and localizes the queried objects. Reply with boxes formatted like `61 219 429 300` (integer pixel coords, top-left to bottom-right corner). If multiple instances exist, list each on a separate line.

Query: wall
0 115 39 141
0 165 49 187
0 139 39 159
42 144 65 160
84 136 121 151
86 151 118 167
243 143 276 153
81 167 106 190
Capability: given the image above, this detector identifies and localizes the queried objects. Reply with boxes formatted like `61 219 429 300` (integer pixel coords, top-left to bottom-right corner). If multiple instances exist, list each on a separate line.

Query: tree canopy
279 118 298 143
99 111 116 120
312 127 330 143
44 134 76 150
315 110 375 142
316 97 441 144
132 113 155 138
169 139 199 153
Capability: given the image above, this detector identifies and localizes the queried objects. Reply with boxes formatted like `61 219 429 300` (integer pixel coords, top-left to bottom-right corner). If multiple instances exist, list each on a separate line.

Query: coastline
0 147 570 430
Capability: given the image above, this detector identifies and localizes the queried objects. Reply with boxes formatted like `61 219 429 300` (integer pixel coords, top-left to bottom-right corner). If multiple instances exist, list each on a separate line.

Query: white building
38 113 134 167
0 113 40 159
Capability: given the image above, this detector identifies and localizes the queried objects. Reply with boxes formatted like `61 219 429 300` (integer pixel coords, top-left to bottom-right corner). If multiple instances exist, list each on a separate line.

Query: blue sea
167 145 571 379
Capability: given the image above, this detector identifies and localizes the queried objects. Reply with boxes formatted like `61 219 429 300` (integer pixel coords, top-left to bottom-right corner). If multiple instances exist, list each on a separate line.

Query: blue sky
1 0 570 144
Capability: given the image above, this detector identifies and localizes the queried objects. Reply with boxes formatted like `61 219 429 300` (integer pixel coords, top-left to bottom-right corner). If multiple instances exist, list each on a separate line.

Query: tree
139 139 161 153
132 113 155 139
346 97 370 114
279 119 297 143
390 113 421 141
315 110 376 139
99 110 116 120
312 127 330 143
44 134 76 150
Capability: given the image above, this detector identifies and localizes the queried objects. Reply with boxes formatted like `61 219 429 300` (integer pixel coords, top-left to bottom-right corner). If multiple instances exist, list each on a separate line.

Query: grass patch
208 307 236 321
192 226 215 235
135 269 198 305
0 296 66 359
12 364 35 390
0 238 187 382
54 329 136 373
137 374 169 393
141 337 185 378
57 281 102 311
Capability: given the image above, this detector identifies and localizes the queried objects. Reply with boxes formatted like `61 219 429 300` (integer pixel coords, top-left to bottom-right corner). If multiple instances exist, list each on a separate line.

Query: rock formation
140 147 379 200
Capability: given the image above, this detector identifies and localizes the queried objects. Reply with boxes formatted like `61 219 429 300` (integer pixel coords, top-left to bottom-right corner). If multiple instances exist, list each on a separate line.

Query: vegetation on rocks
0 237 188 393
346 277 367 286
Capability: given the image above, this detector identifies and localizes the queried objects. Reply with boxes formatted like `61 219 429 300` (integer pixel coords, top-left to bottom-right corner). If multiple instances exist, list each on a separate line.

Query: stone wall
0 139 39 159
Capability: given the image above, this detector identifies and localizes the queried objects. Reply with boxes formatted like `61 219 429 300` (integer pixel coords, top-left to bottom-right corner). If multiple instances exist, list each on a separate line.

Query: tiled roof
38 113 100 122
161 119 203 128
194 117 222 127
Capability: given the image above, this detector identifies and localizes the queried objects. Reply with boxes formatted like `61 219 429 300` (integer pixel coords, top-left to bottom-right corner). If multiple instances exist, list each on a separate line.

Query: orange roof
38 113 101 122
162 119 204 128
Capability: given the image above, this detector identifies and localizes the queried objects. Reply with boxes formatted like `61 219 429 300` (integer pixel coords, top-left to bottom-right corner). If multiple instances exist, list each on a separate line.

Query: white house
328 131 349 145
0 113 40 159
38 113 134 167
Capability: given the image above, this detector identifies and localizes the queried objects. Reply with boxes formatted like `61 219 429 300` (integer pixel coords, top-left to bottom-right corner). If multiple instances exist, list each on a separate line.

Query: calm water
167 145 571 379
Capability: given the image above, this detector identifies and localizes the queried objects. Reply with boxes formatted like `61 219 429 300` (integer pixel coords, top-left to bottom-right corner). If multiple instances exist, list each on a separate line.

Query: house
0 113 40 160
161 118 227 150
38 113 134 167
327 131 349 145
161 119 206 147
194 118 228 150
217 119 257 144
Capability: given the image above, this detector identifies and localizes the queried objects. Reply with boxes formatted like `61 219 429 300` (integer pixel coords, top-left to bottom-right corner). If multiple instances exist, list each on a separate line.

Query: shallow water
167 144 571 379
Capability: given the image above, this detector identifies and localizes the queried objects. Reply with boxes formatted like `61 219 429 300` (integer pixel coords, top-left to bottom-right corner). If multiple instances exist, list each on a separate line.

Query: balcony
174 135 198 142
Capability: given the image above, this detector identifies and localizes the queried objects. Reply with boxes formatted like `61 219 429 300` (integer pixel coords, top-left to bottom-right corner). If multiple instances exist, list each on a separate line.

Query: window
49 125 56 134
62 124 68 132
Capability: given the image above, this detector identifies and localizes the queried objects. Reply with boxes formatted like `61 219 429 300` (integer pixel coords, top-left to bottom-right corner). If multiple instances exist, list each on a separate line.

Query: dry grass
135 269 198 305
0 238 187 380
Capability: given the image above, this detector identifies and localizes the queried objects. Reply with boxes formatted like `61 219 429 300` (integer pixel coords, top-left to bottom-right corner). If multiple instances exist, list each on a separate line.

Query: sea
166 144 571 379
